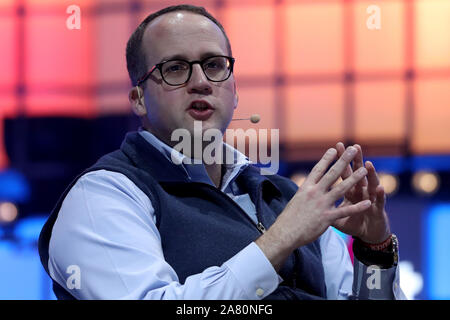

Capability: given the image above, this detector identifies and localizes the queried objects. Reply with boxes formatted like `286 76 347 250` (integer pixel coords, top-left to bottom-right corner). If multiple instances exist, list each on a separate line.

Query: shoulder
47 170 160 299
56 169 154 230
71 169 150 204
49 169 157 262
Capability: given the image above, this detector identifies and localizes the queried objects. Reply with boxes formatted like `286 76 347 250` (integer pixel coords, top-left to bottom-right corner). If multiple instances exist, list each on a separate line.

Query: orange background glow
1 0 450 168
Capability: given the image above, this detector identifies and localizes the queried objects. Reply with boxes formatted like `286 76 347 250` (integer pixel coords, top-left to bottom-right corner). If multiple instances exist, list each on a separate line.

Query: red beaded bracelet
359 234 393 251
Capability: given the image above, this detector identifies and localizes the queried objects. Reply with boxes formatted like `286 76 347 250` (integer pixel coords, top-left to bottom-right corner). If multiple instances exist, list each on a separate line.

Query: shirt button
256 288 265 297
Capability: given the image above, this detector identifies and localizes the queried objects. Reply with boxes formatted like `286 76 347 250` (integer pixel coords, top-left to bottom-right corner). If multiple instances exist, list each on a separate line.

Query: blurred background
0 0 449 300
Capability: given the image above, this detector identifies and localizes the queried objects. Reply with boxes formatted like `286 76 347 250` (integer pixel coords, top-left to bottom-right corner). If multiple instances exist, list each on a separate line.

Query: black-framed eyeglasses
137 55 235 87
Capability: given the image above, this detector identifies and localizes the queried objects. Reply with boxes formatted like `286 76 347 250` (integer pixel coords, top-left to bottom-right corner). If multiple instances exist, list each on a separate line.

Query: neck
142 125 225 188
204 162 223 188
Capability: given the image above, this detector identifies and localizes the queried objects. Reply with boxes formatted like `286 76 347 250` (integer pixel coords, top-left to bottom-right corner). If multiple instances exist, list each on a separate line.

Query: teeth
192 102 208 110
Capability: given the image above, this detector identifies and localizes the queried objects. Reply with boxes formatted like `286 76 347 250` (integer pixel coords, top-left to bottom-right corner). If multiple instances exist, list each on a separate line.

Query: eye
204 59 226 70
205 62 218 69
163 62 188 74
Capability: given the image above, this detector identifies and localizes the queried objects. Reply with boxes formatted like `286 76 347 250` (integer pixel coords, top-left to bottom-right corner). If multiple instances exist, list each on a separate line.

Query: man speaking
39 4 405 300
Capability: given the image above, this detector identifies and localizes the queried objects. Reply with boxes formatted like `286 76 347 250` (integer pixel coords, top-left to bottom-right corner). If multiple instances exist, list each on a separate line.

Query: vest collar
121 131 190 183
120 131 283 199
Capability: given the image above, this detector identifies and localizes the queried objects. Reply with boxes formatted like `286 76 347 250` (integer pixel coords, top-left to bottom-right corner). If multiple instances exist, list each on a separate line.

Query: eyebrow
159 52 225 63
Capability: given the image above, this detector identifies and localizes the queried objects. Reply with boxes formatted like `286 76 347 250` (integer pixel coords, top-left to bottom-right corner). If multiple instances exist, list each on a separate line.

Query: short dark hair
126 4 232 87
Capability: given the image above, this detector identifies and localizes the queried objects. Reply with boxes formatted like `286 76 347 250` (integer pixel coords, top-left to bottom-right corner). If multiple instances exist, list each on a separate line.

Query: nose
186 63 212 95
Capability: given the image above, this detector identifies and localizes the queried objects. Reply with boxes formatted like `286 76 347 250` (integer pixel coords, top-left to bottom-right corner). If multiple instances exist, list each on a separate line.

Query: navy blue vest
38 131 327 300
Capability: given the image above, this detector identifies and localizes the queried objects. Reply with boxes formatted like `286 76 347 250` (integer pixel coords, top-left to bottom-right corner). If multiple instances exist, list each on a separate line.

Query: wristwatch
352 234 399 269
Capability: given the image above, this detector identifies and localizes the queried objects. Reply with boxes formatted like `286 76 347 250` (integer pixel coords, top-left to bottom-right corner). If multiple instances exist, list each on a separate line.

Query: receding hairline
140 10 231 62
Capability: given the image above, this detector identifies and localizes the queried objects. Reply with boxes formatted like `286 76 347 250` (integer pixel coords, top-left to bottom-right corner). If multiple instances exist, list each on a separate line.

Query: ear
233 81 238 109
129 86 147 117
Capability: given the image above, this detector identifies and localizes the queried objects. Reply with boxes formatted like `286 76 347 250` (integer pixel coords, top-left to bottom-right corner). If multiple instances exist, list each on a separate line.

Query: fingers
328 166 368 201
336 142 353 180
317 146 359 190
365 161 380 202
353 144 368 188
327 199 372 221
375 184 386 209
305 148 338 185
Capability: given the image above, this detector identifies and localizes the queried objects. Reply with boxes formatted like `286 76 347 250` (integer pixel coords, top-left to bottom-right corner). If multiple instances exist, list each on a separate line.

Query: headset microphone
231 114 260 124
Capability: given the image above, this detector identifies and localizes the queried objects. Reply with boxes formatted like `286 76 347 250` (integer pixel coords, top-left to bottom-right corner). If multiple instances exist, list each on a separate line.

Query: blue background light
0 170 30 202
424 203 450 300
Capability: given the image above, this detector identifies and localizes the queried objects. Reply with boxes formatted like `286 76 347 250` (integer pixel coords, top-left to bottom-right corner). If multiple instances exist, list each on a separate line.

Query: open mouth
187 100 214 120
189 100 213 111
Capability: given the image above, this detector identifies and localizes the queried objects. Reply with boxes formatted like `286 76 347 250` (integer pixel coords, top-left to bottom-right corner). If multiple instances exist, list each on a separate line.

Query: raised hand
332 142 391 244
256 146 372 271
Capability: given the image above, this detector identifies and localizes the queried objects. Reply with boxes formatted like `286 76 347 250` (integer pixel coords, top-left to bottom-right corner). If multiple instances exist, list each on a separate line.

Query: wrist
255 226 293 272
352 234 399 269
356 234 393 252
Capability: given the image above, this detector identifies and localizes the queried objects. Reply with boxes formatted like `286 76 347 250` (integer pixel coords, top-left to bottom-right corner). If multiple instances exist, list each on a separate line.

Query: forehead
142 11 229 65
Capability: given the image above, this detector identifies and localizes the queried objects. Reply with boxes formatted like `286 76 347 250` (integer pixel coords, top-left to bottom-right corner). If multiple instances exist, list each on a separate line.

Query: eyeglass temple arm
136 65 158 86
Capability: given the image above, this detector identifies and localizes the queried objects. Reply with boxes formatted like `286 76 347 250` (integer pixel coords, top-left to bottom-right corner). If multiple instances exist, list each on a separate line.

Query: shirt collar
137 127 251 191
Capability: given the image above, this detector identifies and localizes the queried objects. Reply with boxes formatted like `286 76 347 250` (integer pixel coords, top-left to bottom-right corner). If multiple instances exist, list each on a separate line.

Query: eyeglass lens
160 56 231 85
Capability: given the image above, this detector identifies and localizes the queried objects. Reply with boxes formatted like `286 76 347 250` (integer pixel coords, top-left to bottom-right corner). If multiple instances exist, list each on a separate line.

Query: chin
204 120 229 134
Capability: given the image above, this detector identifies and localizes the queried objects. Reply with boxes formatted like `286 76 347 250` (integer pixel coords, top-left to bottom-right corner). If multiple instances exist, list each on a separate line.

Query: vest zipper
256 222 266 234
189 182 267 235
254 183 267 234
167 181 302 291
254 182 299 290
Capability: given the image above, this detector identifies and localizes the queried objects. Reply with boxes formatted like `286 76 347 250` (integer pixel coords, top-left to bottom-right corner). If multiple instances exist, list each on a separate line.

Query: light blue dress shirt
48 129 406 300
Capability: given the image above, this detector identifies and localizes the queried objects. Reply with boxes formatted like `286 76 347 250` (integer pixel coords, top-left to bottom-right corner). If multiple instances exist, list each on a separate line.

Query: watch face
391 234 399 266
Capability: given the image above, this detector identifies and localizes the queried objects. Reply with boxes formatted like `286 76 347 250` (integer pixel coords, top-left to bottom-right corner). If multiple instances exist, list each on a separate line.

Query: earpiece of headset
136 86 142 101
